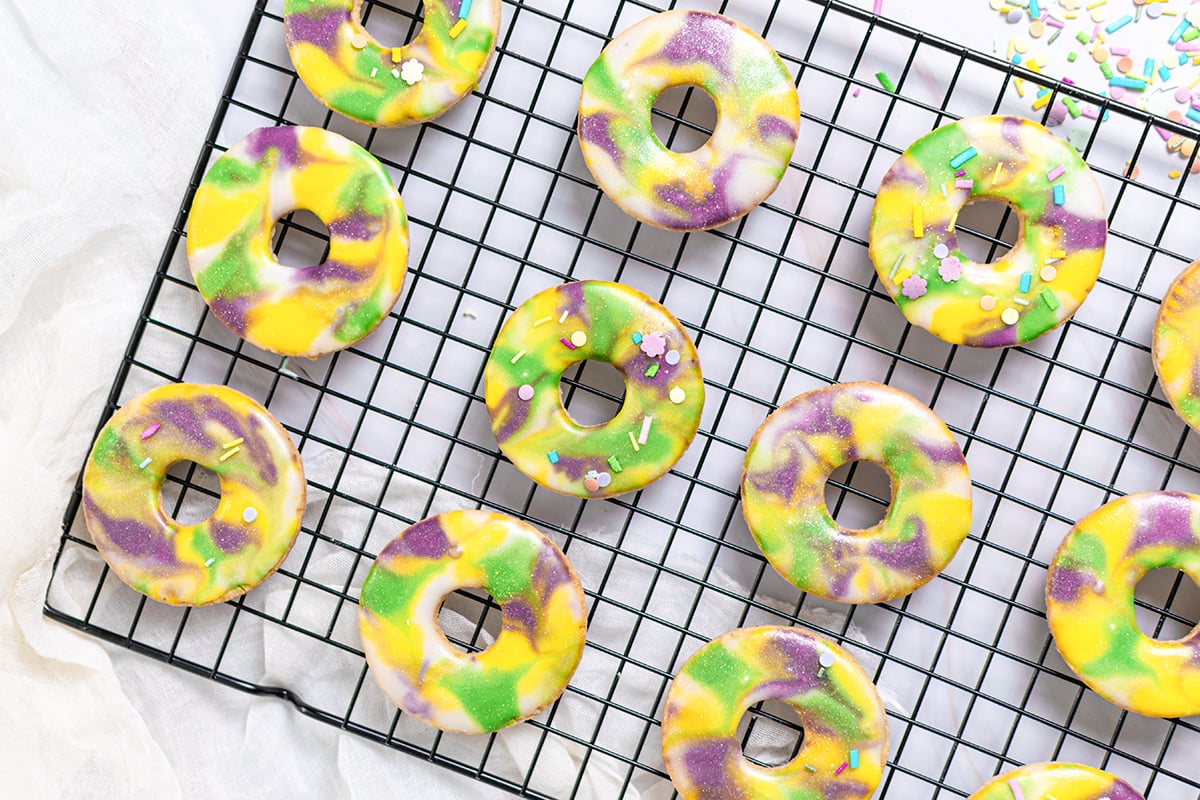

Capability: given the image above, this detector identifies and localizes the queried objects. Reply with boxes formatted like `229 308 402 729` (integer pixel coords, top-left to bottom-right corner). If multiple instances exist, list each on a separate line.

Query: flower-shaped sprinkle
640 332 667 358
400 59 425 85
901 274 928 300
938 256 963 283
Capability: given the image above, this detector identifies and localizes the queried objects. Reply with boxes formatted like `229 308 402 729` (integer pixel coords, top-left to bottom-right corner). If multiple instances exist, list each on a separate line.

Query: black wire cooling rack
44 0 1200 797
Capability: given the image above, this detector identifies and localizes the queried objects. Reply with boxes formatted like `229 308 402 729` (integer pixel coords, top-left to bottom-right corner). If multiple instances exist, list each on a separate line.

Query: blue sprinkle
1159 66 1173 82
1105 15 1132 34
1187 107 1200 125
949 147 978 169
1182 54 1190 67
1020 272 1033 293
632 332 643 345
1170 19 1191 45
1011 54 1023 65
1109 76 1147 89
1029 0 1039 19
1053 185 1065 206
1144 58 1156 79
138 457 152 470
547 450 559 464
1036 88 1051 98
849 749 861 769
459 0 473 19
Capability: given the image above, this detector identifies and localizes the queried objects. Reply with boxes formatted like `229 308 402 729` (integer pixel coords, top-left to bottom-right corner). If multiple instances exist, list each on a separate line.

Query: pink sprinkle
1110 45 1130 56
1157 126 1174 141
955 179 974 189
1091 24 1100 42
1110 86 1127 100
1081 107 1100 120
1047 166 1065 181
141 423 160 440
640 333 667 358
1182 87 1198 104
853 87 861 97
517 384 535 401
873 0 883 13
955 170 967 177
901 274 928 300
835 763 848 776
1176 41 1200 52
1008 779 1027 800
939 256 963 282
560 337 576 350
1044 15 1064 29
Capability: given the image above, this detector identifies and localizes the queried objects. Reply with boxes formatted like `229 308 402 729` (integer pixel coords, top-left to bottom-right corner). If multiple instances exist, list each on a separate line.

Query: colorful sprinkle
902 274 928 300
459 0 474 18
875 70 896 92
518 384 535 401
547 450 559 464
628 431 640 452
849 749 861 769
223 437 245 450
632 332 643 345
640 332 667 358
140 423 160 440
669 387 686 404
219 446 241 462
1041 288 1061 310
1009 779 1028 800
805 764 817 773
1041 266 1058 281
836 763 848 776
639 416 653 445
449 18 468 39
559 310 569 324
912 203 924 237
138 457 152 470
1053 184 1066 205
533 316 552 327
350 33 369 50
980 295 997 312
570 331 588 348
1001 308 1020 326
560 337 576 350
933 243 950 259
243 507 259 524
645 363 660 378
1019 272 1033 293
1047 165 1066 181
949 146 978 168
204 558 216 567
665 350 681 366
939 256 963 282
608 456 623 473
511 350 527 364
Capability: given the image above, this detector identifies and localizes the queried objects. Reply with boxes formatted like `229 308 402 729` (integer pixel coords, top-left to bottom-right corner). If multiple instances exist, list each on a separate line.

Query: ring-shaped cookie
1047 491 1200 718
82 383 306 606
741 382 972 604
187 126 409 358
1153 258 1200 433
969 763 1146 800
358 510 587 733
870 115 1106 347
284 0 501 127
485 281 704 499
578 9 800 231
662 626 888 800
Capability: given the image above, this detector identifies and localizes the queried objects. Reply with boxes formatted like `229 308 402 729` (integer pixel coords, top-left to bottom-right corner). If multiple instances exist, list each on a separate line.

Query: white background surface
4 1 1196 799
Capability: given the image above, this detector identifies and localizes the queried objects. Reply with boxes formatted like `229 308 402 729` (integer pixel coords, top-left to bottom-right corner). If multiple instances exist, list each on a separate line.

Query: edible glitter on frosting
969 763 1146 800
741 382 973 604
870 115 1106 347
1153 258 1200 435
283 0 501 127
1046 491 1200 718
81 383 306 606
484 281 704 499
358 510 587 733
578 10 801 232
661 626 888 800
187 125 409 359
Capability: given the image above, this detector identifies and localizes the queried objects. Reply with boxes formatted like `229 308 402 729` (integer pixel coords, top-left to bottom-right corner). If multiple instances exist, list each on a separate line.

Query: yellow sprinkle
533 316 552 327
1191 75 1200 89
993 162 1003 184
1170 169 1183 179
222 437 244 450
1014 77 1026 97
449 18 468 39
1033 92 1052 110
912 203 924 238
1086 0 1106 8
391 47 404 63
511 350 526 364
1053 249 1067 259
628 431 641 452
219 446 241 462
893 268 913 286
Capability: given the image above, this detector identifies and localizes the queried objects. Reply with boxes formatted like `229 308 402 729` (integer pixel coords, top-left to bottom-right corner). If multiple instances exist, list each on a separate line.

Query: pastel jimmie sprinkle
912 203 924 238
223 437 245 450
559 310 569 323
449 18 468 38
849 749 860 769
1053 184 1066 205
511 350 527 364
1041 288 1060 310
888 253 905 280
1009 779 1028 800
533 316 552 327
805 764 817 773
949 147 978 169
140 423 160 440
1047 166 1066 181
547 450 560 464
955 179 974 189
560 337 577 350
875 70 896 92
204 558 216 567
608 455 623 473
138 457 152 470
459 0 473 18
639 416 653 445
835 763 848 776
628 431 640 452
645 363 660 378
1105 14 1132 34
1019 272 1032 293
219 446 241 462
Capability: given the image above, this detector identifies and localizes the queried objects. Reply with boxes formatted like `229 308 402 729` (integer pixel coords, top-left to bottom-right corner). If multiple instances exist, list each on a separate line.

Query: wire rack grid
44 0 1200 797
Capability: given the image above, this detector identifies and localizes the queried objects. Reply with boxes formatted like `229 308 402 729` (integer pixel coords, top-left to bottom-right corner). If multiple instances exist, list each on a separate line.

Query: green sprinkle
1099 62 1113 80
1075 31 1089 45
805 764 818 773
1048 29 1061 45
1041 288 1060 310
1063 97 1082 118
875 71 896 92
608 456 623 473
644 363 659 378
1067 52 1078 63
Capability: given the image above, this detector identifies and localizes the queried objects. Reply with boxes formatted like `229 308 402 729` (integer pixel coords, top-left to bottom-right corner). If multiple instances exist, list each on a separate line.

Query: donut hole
736 699 805 769
272 209 331 269
159 462 221 526
437 587 503 654
953 198 1020 264
651 85 718 154
1133 568 1200 641
355 0 424 48
559 360 627 427
824 461 892 531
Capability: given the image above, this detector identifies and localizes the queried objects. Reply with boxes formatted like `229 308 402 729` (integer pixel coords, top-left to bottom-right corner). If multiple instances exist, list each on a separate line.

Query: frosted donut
870 115 1106 347
578 10 800 232
284 0 501 127
81 383 306 606
1046 491 1200 718
358 510 587 733
741 382 972 604
484 281 704 499
187 126 409 358
969 763 1146 800
1153 258 1200 433
662 626 888 800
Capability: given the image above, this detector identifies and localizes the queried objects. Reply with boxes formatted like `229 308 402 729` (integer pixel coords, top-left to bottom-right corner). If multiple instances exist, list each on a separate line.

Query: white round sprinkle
571 331 588 347
933 244 950 259
665 350 681 366
669 387 686 405
518 384 535 401
243 507 259 524
1001 308 1020 326
819 652 836 668
597 472 612 488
